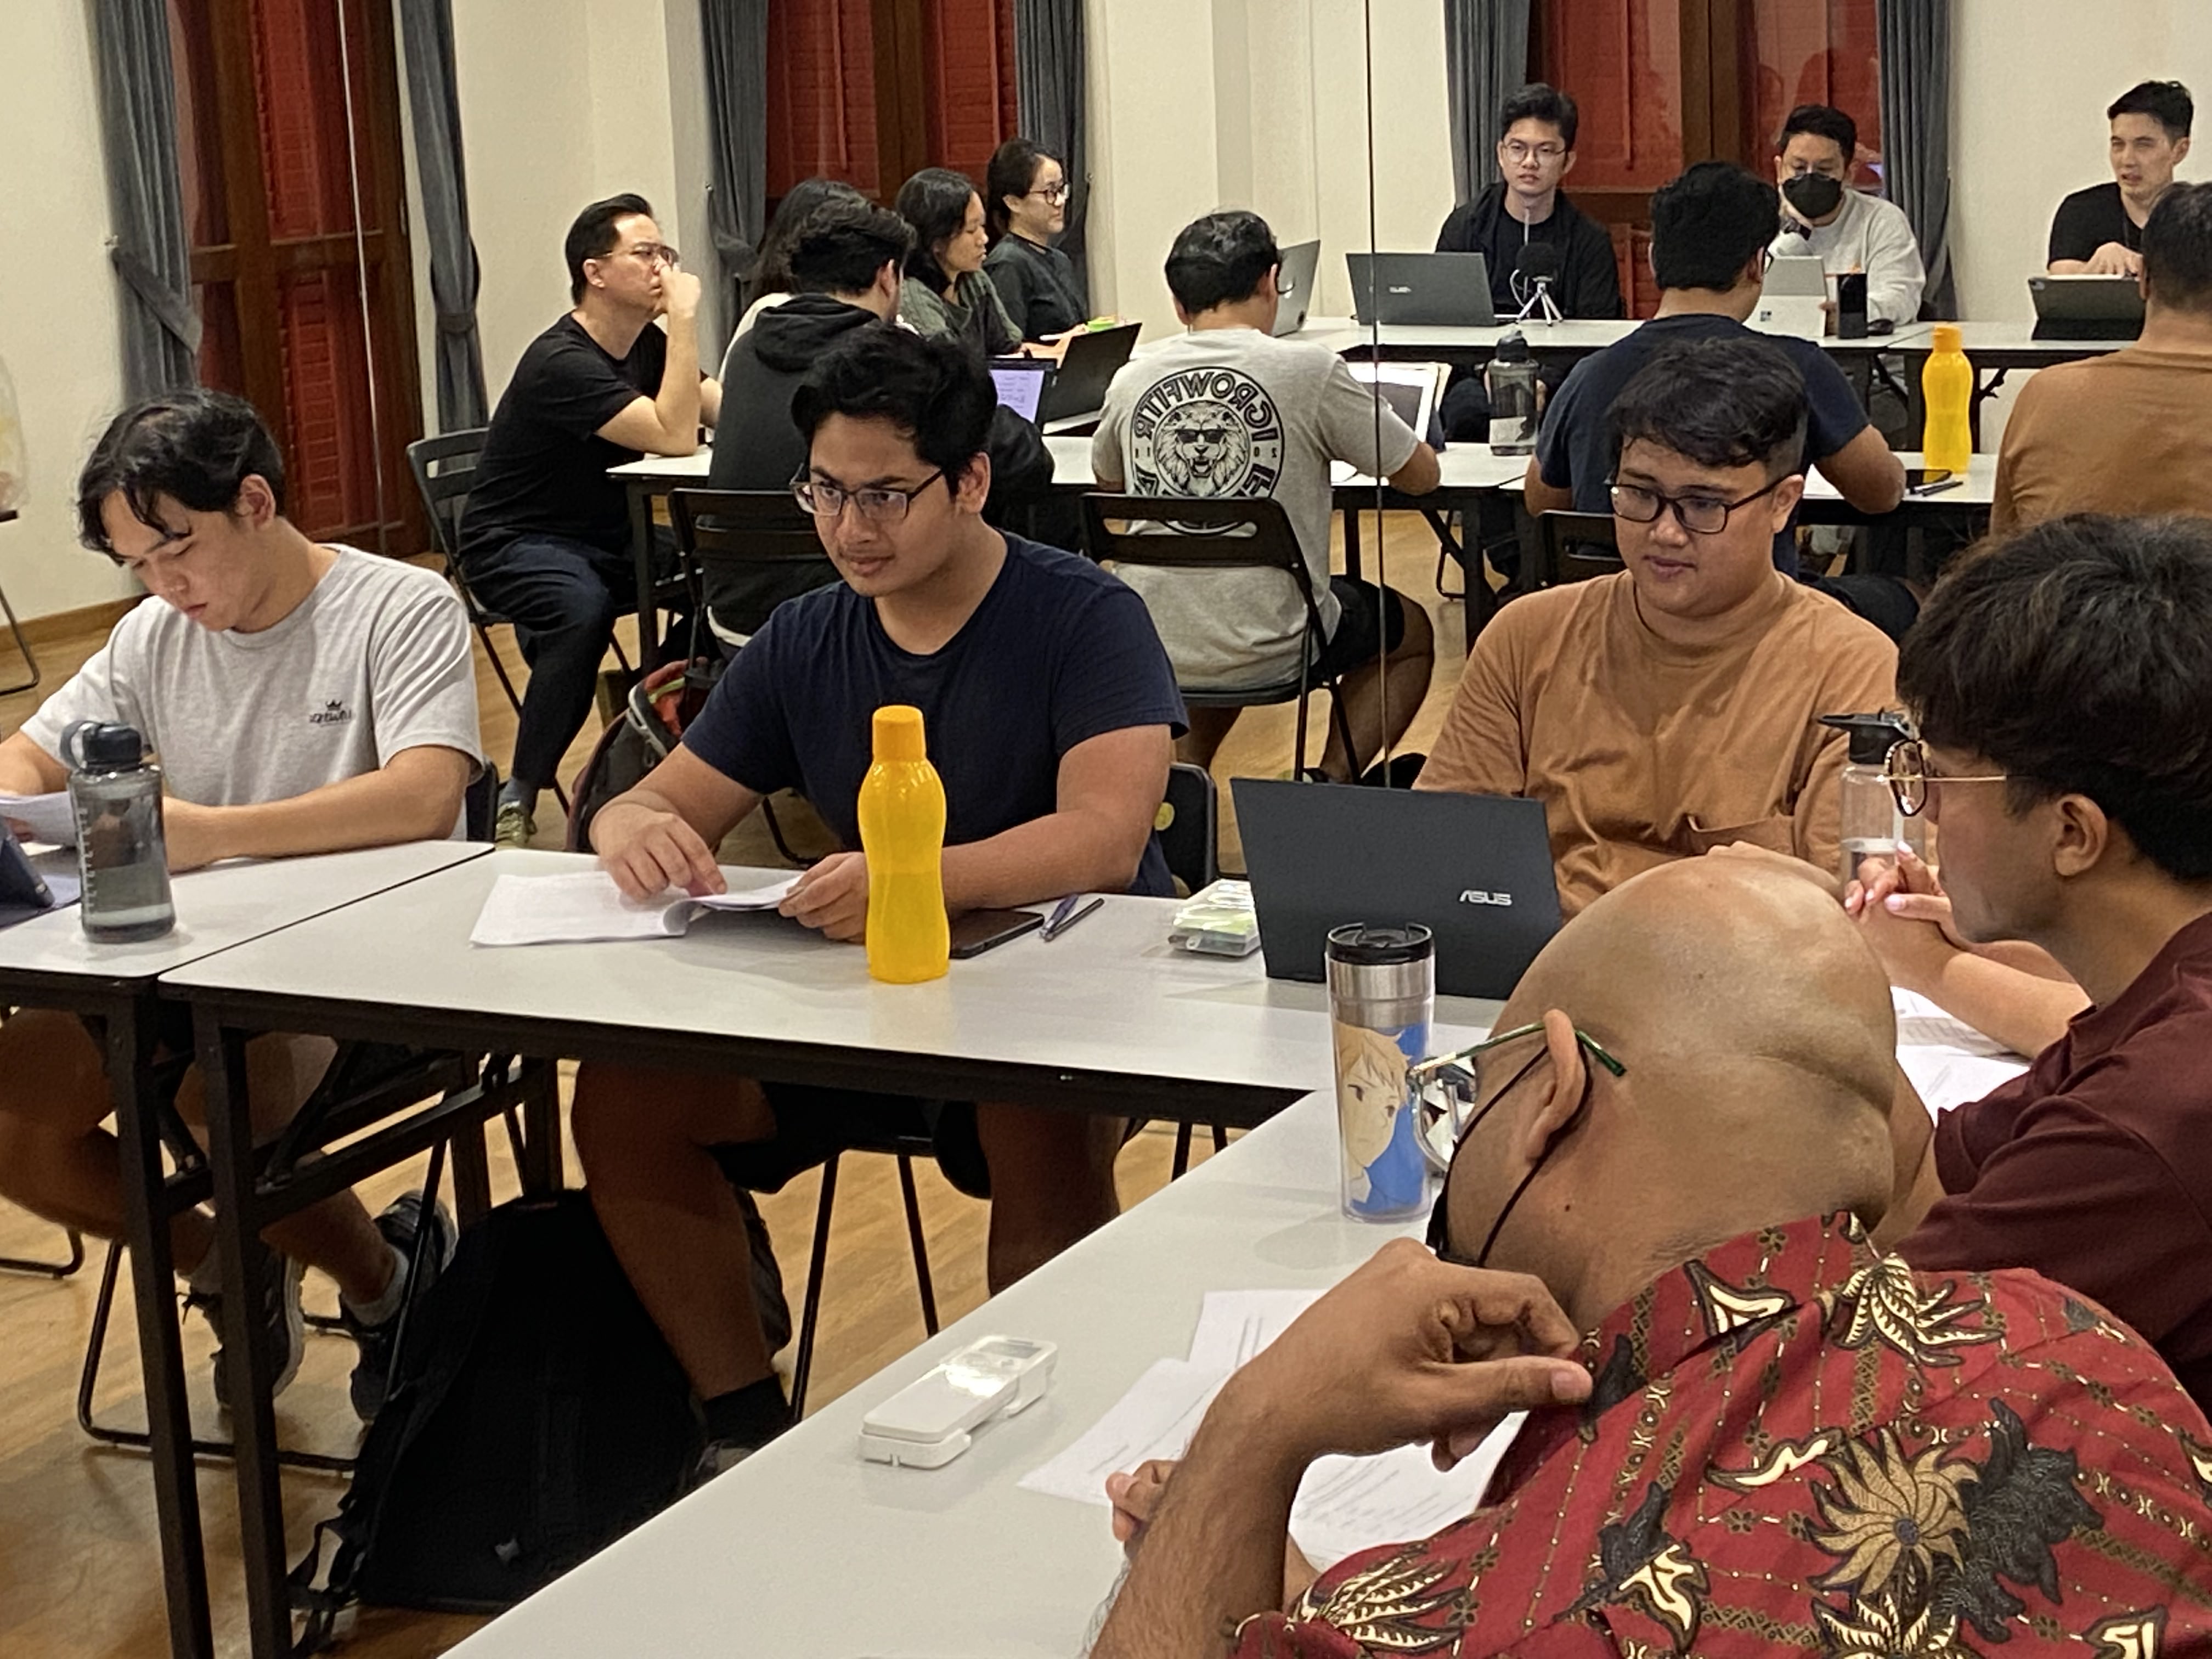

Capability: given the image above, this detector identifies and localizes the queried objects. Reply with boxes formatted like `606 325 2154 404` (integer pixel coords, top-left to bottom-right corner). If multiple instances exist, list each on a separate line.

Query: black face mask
1784 173 1846 221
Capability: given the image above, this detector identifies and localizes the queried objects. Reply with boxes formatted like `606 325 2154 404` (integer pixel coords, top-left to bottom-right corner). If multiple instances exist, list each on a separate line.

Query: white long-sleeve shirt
1768 187 1928 328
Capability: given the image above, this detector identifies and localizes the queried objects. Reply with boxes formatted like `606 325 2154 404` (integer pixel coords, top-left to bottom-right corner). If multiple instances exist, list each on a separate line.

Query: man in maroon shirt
1864 515 2212 1417
1091 859 2212 1658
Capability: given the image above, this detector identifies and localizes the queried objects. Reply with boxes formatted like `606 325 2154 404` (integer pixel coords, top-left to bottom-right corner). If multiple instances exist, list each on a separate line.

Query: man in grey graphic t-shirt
0 390 482 1423
1094 211 1440 782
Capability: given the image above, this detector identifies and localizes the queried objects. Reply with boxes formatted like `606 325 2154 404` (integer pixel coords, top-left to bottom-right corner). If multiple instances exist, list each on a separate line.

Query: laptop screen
990 362 1048 422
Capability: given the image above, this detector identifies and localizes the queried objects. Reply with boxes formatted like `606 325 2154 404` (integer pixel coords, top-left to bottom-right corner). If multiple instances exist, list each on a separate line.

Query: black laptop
1346 252 1498 327
1038 321 1141 422
1233 778 1561 1000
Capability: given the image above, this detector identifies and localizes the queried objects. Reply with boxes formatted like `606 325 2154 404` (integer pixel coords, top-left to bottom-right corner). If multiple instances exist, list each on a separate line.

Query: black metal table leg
107 995 217 1659
629 480 659 662
195 1010 294 1658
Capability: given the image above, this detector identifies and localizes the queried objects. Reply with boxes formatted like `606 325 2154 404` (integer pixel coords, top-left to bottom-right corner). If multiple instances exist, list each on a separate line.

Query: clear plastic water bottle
62 720 175 942
1485 331 1538 456
1819 712 1929 890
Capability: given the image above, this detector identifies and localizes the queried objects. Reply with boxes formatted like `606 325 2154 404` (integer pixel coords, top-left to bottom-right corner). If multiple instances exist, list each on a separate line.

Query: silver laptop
1232 779 1561 1000
1751 254 1829 341
1346 252 1498 328
1272 239 1322 336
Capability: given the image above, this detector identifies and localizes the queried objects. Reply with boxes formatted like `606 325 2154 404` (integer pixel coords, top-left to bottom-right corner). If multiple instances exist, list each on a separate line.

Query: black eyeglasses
1026 183 1070 204
1880 739 2011 818
791 469 948 525
1609 474 1790 537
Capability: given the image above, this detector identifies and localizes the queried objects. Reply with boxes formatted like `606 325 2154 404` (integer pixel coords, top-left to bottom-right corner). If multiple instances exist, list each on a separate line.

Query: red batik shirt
1235 1214 2212 1657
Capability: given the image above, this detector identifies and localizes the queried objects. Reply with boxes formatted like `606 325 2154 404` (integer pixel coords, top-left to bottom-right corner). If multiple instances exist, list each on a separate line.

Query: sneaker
342 1192 458 1422
188 1249 308 1412
493 798 536 849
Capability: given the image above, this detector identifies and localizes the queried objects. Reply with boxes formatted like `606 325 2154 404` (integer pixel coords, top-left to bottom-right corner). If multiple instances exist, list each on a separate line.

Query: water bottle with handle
857 704 949 984
61 720 175 942
1920 323 1973 476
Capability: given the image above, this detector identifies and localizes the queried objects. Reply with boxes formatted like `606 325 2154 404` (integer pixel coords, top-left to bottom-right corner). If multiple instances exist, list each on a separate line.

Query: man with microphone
1436 83 1624 444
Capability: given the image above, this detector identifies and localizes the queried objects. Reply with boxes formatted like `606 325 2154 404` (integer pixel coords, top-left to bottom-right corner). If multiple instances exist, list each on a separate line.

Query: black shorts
708 1085 990 1199
1308 577 1410 685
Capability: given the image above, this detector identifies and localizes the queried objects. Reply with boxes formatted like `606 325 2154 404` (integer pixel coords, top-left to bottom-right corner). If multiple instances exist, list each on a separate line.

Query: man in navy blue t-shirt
1525 163 1910 634
571 329 1186 1463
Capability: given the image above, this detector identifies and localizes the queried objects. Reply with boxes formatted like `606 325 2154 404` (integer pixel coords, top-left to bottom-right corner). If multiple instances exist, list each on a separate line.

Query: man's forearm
941 810 1149 912
178 756 468 864
1092 1406 1307 1659
652 314 704 452
1918 950 2085 1058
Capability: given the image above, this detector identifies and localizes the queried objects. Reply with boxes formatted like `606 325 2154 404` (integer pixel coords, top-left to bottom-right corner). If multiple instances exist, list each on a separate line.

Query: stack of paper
1019 1287 1521 1570
470 869 800 947
1892 988 2030 1114
0 792 78 848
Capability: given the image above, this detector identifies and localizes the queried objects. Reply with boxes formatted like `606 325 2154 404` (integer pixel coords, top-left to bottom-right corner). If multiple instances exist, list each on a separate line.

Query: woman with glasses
895 167 1024 360
983 138 1092 344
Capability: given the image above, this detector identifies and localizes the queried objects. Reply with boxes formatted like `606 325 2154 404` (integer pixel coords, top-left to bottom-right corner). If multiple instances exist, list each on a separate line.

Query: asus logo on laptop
1459 889 1514 907
1386 284 1414 295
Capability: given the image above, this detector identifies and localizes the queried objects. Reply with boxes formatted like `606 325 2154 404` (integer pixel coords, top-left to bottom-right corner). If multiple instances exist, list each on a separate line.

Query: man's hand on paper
593 802 726 901
1209 1239 1589 1474
1106 1459 1318 1602
781 851 868 942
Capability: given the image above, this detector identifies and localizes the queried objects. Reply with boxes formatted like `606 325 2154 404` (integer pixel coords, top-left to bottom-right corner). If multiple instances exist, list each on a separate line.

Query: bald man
1093 861 2212 1659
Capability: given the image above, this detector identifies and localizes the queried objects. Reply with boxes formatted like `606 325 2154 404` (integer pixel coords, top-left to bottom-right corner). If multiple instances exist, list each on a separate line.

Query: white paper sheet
1185 1289 1323 1371
1890 988 2031 1116
0 792 78 847
469 870 800 946
1016 1357 1225 1508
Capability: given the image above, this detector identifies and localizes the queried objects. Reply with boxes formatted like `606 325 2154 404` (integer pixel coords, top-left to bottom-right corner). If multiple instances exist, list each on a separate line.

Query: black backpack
293 1192 761 1639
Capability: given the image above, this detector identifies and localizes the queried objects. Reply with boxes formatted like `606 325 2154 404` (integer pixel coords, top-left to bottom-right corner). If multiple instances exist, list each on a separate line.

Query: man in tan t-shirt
1995 182 2212 531
1419 335 1896 915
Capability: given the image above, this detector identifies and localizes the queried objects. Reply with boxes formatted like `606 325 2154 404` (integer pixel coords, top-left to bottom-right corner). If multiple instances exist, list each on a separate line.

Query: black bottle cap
1819 711 1914 765
1493 330 1532 364
63 720 148 770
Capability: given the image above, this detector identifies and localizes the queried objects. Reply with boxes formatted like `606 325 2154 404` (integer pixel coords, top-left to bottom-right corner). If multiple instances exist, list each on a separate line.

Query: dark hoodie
703 295 1056 636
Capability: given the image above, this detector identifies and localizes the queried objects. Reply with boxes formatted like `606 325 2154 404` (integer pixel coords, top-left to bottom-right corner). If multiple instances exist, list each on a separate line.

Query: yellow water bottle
857 704 949 984
1921 322 1973 476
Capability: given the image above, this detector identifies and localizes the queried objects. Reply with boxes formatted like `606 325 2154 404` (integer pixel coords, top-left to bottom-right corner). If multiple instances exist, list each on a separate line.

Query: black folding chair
0 1212 83 1277
666 487 838 651
1080 494 1360 777
1530 511 1624 589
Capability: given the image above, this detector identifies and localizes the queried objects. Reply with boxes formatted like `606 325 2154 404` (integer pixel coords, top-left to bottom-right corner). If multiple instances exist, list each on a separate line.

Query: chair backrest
1158 762 1218 893
1080 493 1331 671
667 488 825 566
406 429 487 567
1531 510 1624 589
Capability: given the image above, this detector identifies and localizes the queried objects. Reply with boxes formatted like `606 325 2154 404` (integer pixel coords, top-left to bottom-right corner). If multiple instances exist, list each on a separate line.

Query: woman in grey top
984 138 1089 342
895 167 1020 358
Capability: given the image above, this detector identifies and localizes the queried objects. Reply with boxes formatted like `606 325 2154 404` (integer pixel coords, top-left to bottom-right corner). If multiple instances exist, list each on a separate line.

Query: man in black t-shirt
1527 163 1914 639
459 193 722 845
2049 81 2194 276
1435 83 1624 443
571 328 1186 1464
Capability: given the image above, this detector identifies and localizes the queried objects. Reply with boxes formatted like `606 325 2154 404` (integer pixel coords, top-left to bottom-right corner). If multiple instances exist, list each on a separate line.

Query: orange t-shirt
1416 571 1898 914
1992 341 2212 532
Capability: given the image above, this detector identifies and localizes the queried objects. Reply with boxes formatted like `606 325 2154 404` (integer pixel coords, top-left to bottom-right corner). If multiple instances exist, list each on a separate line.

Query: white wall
0 6 143 621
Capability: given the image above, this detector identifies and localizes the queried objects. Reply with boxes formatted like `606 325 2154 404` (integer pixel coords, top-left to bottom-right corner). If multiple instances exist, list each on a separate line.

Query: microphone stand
1514 274 1563 326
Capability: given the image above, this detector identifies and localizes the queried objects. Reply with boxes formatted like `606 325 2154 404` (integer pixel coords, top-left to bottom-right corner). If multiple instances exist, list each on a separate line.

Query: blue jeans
460 533 635 791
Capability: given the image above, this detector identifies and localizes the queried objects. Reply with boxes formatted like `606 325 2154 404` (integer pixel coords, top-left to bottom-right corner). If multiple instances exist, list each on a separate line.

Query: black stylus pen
1040 896 1104 941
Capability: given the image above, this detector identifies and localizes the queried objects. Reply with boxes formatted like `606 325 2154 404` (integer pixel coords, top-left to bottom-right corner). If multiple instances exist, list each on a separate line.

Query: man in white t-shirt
0 389 483 1420
1093 211 1440 782
1767 104 1927 330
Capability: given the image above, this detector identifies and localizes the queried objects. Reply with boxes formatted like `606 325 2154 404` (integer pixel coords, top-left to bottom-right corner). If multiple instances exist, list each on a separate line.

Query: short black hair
2109 80 2194 140
1498 83 1578 150
1778 103 1857 162
787 198 914 297
1899 514 2212 882
986 137 1052 242
565 192 654 303
791 326 995 486
1649 161 1781 292
895 167 980 287
1164 210 1280 314
1608 336 1808 481
76 388 286 558
2143 181 2212 312
751 178 868 298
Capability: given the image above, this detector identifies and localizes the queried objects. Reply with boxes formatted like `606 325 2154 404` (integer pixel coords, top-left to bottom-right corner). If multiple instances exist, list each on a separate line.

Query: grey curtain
1013 0 1089 302
398 0 488 430
1877 0 1954 318
701 0 770 325
89 0 200 398
1443 0 1533 205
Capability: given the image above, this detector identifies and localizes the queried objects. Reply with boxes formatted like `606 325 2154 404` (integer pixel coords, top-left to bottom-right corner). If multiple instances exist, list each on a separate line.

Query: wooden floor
0 512 1474 1658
